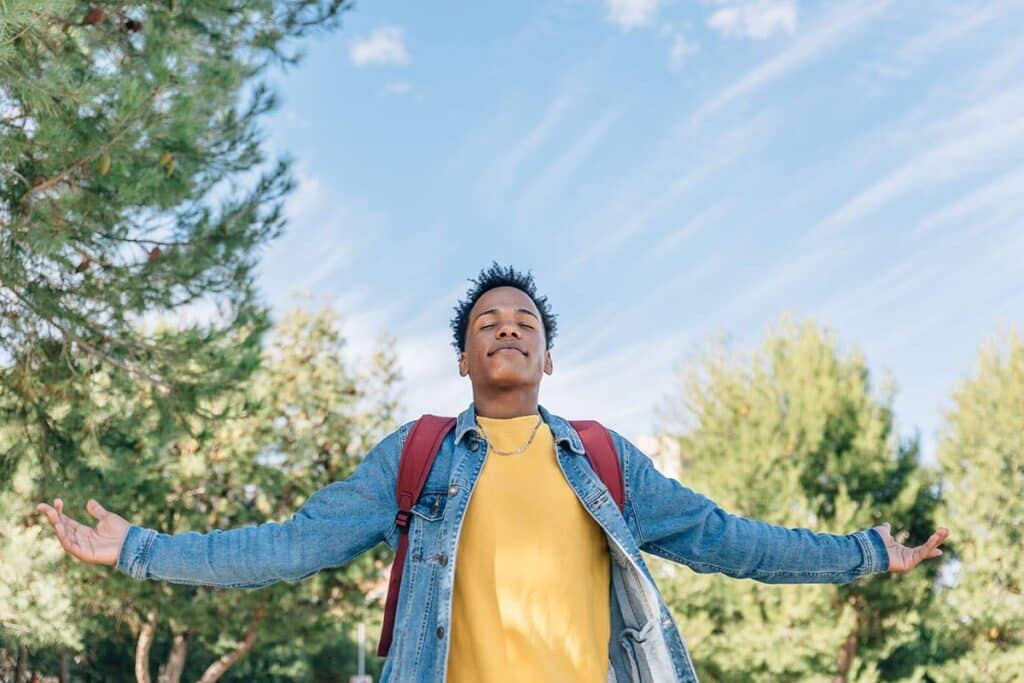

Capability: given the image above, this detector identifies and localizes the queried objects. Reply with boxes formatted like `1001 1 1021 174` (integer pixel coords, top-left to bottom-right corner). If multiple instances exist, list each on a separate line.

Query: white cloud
688 1 886 128
661 25 698 70
349 26 410 67
605 0 661 28
708 0 798 40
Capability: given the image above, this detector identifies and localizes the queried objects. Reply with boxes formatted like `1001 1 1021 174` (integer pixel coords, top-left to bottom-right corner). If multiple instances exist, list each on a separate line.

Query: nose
496 320 521 338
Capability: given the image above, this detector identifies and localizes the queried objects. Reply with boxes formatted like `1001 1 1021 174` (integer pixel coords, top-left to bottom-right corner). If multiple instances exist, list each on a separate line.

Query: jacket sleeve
614 431 889 584
115 421 411 589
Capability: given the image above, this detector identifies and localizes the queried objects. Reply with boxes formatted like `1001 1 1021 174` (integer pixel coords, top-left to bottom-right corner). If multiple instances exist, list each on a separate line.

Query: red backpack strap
377 415 456 657
569 420 625 512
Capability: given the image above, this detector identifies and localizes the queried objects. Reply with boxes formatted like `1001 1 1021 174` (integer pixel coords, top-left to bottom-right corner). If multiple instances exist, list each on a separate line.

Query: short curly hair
450 262 558 355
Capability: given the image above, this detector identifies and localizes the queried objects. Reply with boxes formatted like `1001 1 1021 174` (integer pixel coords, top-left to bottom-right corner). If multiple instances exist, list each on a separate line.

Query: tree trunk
157 630 190 683
833 630 859 683
196 605 266 683
14 644 27 683
135 609 159 683
60 652 71 682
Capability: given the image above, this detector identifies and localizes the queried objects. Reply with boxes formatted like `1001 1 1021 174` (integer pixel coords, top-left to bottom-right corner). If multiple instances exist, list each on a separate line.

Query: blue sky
255 0 1024 466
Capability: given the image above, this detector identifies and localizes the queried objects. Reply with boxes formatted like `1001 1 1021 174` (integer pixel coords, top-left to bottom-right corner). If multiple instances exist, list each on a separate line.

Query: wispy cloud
708 0 798 40
810 113 1024 241
687 1 886 129
259 169 379 309
913 165 1024 238
349 26 410 67
896 0 1014 68
561 115 766 275
661 24 698 71
514 107 622 221
650 202 728 255
478 89 580 204
543 328 694 441
605 0 661 28
383 81 413 96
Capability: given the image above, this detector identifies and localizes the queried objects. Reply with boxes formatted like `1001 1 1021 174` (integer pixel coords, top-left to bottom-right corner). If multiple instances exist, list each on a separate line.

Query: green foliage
1 305 400 680
0 0 350 484
653 315 943 681
0 460 82 651
930 331 1024 682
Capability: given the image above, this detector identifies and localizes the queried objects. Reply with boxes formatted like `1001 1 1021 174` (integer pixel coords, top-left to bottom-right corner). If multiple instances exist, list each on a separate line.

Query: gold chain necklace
474 415 544 456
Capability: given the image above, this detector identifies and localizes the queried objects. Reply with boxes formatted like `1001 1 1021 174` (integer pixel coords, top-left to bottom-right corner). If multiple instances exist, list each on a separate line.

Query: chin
483 370 535 387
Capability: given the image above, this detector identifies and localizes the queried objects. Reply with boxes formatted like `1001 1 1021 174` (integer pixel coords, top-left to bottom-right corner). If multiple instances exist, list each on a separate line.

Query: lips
489 345 526 356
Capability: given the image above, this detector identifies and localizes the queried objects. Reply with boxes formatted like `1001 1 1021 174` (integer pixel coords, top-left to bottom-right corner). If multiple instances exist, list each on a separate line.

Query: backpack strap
569 420 625 512
377 414 456 657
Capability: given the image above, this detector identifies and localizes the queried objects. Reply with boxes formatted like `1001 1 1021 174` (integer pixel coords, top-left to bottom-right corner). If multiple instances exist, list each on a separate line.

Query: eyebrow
473 307 539 323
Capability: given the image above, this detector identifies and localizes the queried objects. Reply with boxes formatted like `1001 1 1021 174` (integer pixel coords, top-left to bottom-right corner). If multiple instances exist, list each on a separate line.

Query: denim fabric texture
117 402 890 682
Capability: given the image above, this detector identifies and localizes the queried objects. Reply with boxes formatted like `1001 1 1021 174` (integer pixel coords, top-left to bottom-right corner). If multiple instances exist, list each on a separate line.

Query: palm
36 498 130 566
873 522 949 573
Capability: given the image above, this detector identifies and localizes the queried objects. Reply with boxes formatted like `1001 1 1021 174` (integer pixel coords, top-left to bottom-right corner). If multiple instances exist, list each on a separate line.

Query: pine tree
931 331 1024 682
0 0 348 484
653 316 943 681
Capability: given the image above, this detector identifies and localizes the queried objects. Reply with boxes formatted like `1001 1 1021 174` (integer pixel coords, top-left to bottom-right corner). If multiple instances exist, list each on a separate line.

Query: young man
38 263 949 682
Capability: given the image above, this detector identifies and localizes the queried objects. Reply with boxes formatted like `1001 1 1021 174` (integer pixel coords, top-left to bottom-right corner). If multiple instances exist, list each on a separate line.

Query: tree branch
196 604 267 683
21 88 162 201
135 608 159 683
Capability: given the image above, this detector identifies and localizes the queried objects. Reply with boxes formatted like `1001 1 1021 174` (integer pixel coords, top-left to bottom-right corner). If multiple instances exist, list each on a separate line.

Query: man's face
458 286 553 389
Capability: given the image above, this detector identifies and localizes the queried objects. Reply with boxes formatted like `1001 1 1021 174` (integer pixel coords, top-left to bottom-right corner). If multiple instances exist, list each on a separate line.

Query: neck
472 385 540 419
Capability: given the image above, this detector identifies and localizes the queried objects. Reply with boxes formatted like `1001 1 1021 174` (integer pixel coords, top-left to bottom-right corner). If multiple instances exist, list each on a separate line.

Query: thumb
87 499 108 520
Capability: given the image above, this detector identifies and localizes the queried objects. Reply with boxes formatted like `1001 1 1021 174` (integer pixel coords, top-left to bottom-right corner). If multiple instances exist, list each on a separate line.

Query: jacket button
448 484 458 496
436 626 445 639
437 553 448 566
468 440 479 452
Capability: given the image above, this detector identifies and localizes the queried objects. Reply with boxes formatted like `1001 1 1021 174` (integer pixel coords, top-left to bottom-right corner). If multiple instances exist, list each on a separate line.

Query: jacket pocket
409 490 449 568
410 489 448 522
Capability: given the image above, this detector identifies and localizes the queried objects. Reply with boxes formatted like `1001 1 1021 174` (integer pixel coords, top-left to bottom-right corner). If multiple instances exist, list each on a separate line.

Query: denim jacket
117 402 889 682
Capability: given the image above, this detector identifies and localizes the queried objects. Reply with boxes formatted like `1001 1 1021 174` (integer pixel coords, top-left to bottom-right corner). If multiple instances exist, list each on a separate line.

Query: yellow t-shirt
447 414 611 683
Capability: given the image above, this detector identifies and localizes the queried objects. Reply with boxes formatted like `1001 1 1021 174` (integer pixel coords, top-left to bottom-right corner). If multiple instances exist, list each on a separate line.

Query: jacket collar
454 401 585 455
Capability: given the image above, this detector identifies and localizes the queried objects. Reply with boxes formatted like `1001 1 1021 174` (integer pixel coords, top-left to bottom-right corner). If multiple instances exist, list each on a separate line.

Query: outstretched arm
613 431 948 583
38 421 410 589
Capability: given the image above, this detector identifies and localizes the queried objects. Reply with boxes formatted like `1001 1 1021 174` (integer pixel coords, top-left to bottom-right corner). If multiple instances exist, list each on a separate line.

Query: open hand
874 522 949 573
36 498 130 566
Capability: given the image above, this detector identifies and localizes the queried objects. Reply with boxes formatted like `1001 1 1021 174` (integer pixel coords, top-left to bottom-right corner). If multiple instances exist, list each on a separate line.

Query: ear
543 350 553 375
458 351 469 377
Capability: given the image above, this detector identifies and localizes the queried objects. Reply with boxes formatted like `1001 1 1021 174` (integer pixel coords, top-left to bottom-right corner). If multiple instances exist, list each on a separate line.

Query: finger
87 499 107 520
55 498 64 516
37 503 61 530
912 540 946 564
922 528 949 552
49 512 74 551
